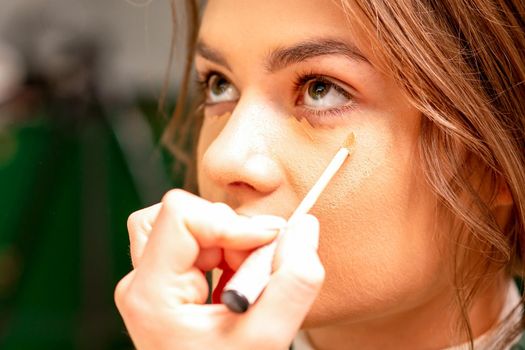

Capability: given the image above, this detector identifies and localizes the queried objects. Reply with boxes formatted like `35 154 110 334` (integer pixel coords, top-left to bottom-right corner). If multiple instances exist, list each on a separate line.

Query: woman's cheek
302 109 445 324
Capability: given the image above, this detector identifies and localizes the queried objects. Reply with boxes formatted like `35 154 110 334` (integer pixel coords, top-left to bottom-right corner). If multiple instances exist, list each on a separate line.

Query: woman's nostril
230 181 256 191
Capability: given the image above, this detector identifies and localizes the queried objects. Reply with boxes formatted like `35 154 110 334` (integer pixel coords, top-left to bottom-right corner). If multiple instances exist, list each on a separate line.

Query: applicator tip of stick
343 132 356 150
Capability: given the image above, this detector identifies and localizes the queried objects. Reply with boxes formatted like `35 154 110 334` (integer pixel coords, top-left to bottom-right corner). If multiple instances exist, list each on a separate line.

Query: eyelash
195 69 356 121
291 70 356 120
195 70 221 99
196 72 208 88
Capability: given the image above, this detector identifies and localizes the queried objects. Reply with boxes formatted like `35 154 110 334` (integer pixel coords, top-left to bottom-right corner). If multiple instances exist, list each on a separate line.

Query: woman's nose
200 101 284 196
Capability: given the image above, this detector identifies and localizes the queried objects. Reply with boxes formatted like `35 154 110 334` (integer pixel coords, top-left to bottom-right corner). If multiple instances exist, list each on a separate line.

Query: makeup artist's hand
114 189 324 350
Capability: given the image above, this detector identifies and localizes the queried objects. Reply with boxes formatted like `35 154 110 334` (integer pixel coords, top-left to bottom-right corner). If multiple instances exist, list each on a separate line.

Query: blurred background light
0 1 185 349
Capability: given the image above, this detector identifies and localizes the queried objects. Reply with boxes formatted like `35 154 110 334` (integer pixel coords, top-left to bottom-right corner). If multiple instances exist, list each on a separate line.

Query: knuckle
173 269 209 305
126 211 141 233
114 273 133 312
209 202 237 241
161 189 186 210
127 208 153 236
115 279 151 323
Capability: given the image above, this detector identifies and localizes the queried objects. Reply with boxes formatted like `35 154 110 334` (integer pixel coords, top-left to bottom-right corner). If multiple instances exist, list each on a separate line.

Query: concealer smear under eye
287 115 343 145
285 115 392 217
320 123 392 215
291 115 315 141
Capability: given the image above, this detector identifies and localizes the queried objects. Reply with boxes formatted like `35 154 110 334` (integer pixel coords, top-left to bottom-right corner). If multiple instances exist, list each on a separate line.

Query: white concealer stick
221 133 356 313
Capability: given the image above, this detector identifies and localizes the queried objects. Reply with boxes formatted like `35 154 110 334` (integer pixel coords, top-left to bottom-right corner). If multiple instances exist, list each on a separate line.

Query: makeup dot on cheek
327 201 338 210
319 129 390 212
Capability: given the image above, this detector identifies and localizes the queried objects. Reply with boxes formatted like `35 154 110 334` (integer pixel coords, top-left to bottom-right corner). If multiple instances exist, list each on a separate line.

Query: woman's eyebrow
195 38 367 72
265 38 368 72
195 40 232 70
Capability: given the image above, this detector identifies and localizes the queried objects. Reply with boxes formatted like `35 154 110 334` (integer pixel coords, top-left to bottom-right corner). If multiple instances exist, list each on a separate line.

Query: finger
248 214 324 337
224 249 253 271
221 215 285 270
114 270 136 312
187 202 287 250
139 189 285 279
127 203 162 267
195 247 223 271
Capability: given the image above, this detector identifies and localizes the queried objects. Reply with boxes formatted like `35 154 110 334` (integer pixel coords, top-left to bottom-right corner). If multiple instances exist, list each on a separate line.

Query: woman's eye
205 73 239 104
300 78 352 110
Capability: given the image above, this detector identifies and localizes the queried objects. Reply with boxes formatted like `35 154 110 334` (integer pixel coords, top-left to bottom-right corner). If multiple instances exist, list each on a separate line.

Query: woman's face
196 0 446 326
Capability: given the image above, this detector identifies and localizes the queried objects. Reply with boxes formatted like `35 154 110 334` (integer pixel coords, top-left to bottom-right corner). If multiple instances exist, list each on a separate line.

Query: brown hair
337 0 525 346
164 0 525 347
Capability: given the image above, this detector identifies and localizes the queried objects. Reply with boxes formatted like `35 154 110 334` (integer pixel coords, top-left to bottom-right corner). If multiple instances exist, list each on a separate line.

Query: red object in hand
212 261 235 304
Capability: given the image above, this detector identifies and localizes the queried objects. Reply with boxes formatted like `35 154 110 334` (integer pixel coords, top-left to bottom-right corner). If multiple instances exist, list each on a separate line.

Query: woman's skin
116 1 510 349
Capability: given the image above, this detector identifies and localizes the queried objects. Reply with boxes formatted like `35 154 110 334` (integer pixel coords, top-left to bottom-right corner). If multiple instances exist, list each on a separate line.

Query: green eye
308 81 330 100
210 75 231 96
205 73 240 104
301 77 351 110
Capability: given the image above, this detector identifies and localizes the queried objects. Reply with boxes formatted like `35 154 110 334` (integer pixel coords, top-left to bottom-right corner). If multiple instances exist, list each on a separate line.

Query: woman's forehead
198 0 360 52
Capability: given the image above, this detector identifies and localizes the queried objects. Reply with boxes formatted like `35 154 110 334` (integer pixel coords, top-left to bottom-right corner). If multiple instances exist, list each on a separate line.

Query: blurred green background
0 1 183 348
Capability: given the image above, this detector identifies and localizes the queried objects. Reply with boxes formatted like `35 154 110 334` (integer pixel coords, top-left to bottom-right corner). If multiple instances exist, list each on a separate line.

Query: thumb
248 214 325 338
